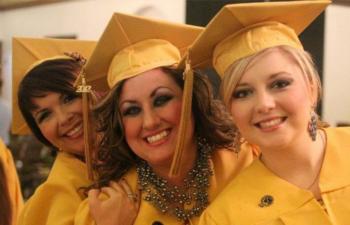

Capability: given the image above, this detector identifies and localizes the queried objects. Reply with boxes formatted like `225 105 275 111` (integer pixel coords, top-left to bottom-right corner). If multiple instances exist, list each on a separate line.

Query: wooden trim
0 0 72 11
333 0 350 6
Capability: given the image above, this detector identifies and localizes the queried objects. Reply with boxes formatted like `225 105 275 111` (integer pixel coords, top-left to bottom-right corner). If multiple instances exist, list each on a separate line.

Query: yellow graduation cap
12 37 96 135
84 12 204 176
185 0 331 77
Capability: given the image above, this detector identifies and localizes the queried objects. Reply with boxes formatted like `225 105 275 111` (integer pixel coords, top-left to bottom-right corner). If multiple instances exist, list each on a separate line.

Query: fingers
88 180 139 205
109 181 125 194
88 189 100 199
100 186 117 197
88 189 101 211
119 179 137 201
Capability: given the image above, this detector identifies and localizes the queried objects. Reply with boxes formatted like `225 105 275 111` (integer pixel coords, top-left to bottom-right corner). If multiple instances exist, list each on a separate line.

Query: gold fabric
18 152 91 225
185 0 330 77
199 127 350 225
12 37 96 135
0 139 23 225
84 12 203 91
75 145 258 225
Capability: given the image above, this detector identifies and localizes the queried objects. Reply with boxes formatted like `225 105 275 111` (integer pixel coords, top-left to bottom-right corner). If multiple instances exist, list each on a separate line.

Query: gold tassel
76 69 95 181
169 55 194 177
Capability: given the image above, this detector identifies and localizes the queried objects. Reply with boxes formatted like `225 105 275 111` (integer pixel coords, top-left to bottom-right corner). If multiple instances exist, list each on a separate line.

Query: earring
308 110 318 141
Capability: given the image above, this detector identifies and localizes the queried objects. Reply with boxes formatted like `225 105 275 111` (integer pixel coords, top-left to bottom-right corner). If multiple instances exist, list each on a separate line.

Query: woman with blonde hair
186 0 350 224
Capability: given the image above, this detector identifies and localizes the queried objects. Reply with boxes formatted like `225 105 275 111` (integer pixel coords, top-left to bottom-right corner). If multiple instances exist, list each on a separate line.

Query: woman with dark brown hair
12 37 98 225
74 12 258 225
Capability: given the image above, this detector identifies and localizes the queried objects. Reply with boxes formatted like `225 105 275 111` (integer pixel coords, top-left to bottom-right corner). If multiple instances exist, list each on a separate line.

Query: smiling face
229 48 316 151
31 92 84 155
119 68 195 170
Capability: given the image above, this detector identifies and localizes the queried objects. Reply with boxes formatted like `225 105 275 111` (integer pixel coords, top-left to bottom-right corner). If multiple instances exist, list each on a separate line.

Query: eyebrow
119 86 169 107
236 72 288 87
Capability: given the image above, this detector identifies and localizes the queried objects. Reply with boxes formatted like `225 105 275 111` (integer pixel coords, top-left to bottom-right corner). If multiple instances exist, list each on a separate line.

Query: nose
255 91 276 114
142 107 161 130
57 108 73 127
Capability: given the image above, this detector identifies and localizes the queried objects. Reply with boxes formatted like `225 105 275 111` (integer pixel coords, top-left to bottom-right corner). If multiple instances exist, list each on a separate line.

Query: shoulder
203 159 311 225
323 127 350 155
210 144 257 186
18 153 91 225
324 127 350 144
0 139 12 163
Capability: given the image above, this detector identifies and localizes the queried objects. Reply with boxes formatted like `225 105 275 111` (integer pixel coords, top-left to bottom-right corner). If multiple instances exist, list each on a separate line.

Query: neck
260 129 326 190
150 141 198 186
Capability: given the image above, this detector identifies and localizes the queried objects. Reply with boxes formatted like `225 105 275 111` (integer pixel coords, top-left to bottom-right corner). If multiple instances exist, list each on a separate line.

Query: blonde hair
220 45 322 109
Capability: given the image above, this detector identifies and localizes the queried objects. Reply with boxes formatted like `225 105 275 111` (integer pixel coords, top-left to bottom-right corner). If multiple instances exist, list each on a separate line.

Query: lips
145 130 170 144
255 117 287 130
64 123 83 139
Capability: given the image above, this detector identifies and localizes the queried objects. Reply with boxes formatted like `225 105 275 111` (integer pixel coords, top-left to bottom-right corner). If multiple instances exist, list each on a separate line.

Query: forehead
119 68 180 99
242 48 303 81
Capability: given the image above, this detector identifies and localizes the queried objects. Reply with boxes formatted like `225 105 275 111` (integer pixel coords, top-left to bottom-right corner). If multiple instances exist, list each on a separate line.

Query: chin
148 154 174 168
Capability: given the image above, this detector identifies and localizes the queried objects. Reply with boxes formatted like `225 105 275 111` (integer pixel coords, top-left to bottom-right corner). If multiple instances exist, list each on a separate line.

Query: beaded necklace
136 139 213 221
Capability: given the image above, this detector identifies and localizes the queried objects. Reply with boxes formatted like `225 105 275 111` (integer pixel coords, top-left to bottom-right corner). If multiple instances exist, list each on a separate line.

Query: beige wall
323 4 350 126
1 1 350 126
0 0 185 103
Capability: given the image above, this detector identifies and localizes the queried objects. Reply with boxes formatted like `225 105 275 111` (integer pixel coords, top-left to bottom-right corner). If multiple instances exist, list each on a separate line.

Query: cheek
123 118 140 141
280 88 311 114
230 101 250 126
163 100 183 125
72 98 83 113
38 122 56 143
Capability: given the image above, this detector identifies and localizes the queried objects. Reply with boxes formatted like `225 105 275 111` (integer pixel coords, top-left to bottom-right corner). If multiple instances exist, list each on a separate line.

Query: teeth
66 124 82 137
147 130 169 143
259 118 283 128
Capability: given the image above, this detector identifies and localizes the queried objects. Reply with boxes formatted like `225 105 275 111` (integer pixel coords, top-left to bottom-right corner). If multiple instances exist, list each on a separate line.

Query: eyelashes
33 93 80 124
232 78 293 100
121 94 174 117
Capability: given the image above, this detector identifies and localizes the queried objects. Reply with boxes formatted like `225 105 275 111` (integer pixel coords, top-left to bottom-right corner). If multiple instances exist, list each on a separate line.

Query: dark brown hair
0 160 11 225
93 67 236 187
18 58 81 149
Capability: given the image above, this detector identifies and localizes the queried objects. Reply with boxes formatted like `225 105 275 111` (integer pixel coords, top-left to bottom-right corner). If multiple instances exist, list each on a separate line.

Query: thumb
88 189 101 209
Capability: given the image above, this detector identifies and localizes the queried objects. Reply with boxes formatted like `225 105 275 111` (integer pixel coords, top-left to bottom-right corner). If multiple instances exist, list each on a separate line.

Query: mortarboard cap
84 12 203 91
185 0 331 77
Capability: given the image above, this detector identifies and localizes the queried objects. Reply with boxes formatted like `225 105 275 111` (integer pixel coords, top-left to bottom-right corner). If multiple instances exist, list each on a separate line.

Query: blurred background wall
1 0 349 126
0 0 350 197
323 3 350 126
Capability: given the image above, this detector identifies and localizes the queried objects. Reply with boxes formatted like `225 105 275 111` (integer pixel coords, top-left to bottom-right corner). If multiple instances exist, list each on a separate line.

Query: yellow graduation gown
18 151 91 225
199 127 350 225
0 138 23 225
75 145 257 225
